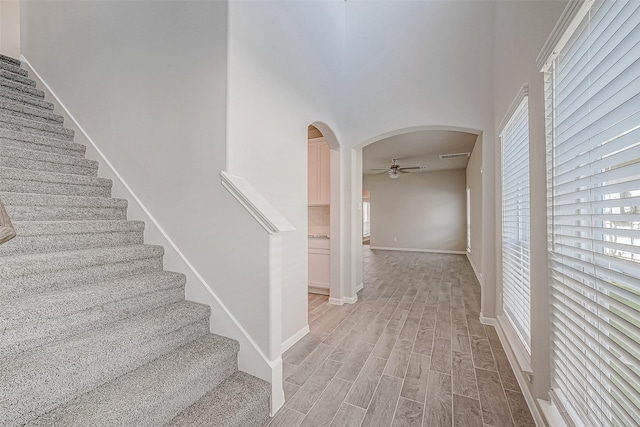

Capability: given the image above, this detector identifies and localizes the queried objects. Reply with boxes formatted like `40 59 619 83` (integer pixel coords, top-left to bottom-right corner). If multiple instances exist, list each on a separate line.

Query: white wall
492 0 568 412
466 135 483 281
0 0 20 58
364 169 467 252
344 0 498 316
226 1 345 343
19 0 280 389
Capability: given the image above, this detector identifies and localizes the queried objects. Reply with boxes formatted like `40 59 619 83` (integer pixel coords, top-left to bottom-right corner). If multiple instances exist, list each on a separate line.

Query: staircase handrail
0 198 16 245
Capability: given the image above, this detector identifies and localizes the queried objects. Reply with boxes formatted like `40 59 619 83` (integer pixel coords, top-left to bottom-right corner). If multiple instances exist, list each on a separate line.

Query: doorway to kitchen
307 123 343 305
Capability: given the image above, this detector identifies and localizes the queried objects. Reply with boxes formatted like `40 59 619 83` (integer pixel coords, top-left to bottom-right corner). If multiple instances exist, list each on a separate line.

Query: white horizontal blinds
501 96 531 352
546 0 640 426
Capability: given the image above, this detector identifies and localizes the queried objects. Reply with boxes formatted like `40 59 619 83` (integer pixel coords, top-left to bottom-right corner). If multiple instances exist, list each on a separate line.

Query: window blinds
501 96 532 353
545 1 640 425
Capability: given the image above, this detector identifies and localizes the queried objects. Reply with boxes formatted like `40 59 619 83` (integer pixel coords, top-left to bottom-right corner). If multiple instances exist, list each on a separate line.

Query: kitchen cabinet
308 236 330 295
308 139 331 206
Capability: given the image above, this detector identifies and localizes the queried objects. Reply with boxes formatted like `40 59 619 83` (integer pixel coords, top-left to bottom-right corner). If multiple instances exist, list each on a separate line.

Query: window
543 1 640 425
363 200 370 238
501 94 531 353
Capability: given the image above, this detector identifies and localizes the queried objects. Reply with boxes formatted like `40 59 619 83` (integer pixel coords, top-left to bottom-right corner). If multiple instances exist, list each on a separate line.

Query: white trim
282 325 309 353
497 314 532 374
479 314 496 326
466 253 483 286
220 171 295 234
498 85 529 136
481 314 545 427
309 283 330 296
343 294 358 304
536 0 594 71
370 246 467 255
539 398 570 427
328 297 344 305
19 55 285 413
355 282 364 293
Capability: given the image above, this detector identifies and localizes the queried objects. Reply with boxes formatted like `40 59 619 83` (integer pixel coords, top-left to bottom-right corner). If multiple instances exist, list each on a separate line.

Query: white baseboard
539 398 570 427
356 282 364 293
370 246 467 255
467 253 483 286
308 283 329 296
282 325 309 353
481 314 545 427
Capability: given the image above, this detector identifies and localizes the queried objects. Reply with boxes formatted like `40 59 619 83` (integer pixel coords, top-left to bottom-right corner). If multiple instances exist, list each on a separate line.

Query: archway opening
351 125 484 300
307 123 343 306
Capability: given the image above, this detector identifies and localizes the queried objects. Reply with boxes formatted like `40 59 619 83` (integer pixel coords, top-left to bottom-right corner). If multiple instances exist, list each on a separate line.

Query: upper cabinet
308 139 331 206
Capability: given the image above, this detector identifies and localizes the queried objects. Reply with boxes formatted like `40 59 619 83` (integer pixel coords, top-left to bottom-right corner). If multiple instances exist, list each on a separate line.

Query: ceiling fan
372 159 427 179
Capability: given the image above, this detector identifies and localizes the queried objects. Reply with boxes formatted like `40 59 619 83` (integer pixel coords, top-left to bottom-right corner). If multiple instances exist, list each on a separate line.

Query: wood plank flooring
268 247 535 427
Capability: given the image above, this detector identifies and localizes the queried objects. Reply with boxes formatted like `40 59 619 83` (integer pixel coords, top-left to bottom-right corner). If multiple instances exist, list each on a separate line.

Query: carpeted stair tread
0 87 54 110
0 271 186 357
0 244 164 279
0 144 97 176
0 53 21 67
168 371 271 427
0 128 85 157
0 244 165 299
0 61 29 77
0 166 111 197
0 300 211 426
0 69 36 87
0 219 145 256
0 192 128 221
0 75 44 98
26 334 240 427
0 111 74 140
0 98 64 124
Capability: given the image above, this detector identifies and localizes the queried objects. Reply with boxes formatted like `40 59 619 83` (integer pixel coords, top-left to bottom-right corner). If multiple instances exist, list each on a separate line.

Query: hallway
269 247 535 426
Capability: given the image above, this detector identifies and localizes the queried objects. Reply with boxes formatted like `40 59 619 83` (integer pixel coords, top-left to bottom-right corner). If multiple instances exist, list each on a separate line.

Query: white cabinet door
318 142 331 205
308 141 319 205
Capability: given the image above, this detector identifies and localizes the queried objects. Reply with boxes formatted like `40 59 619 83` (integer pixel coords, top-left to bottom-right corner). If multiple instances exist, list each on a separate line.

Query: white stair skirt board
370 246 467 255
8 54 273 424
479 314 544 427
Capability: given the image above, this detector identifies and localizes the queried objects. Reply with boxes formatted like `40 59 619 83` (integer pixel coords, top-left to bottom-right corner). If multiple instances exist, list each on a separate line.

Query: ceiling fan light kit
376 159 427 179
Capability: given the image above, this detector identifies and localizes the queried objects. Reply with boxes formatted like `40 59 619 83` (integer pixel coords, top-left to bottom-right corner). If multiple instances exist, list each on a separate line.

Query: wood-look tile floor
268 247 535 427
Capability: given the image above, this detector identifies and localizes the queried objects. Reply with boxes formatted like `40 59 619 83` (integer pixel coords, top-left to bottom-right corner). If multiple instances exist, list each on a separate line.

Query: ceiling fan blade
398 166 426 170
370 168 390 171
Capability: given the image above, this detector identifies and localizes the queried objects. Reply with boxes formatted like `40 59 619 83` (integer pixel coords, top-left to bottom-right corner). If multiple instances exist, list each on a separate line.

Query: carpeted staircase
0 53 270 427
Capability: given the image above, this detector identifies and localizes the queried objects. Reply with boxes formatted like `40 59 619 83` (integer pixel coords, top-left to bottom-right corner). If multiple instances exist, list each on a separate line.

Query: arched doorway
307 122 344 305
350 125 484 302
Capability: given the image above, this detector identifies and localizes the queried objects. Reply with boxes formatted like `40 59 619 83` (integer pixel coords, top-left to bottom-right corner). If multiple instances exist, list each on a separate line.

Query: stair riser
0 178 111 197
0 62 28 77
4 205 128 221
0 70 36 87
0 256 164 299
126 353 238 427
0 230 145 256
0 77 44 99
0 155 97 177
1 285 185 358
0 89 54 110
0 137 85 157
0 54 22 67
2 317 210 427
0 105 63 125
0 117 74 140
